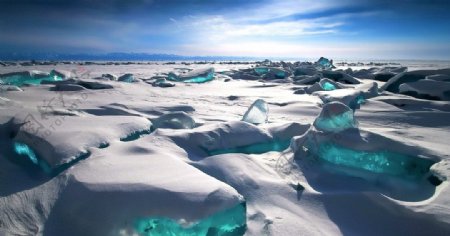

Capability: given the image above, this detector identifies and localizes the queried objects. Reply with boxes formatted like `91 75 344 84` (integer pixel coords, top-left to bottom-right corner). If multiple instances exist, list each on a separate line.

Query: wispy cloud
180 15 343 38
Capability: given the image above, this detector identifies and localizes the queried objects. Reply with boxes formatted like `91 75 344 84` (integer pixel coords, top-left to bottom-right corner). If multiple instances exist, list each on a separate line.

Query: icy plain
1 59 450 235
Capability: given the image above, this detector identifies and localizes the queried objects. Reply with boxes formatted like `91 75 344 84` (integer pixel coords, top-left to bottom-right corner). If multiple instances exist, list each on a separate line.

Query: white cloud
183 15 342 37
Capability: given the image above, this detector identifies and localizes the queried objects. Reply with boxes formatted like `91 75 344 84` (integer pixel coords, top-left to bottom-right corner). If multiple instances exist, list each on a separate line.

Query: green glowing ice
0 71 63 86
314 142 434 179
183 72 214 83
356 95 365 105
13 142 52 174
314 110 357 132
274 71 286 79
12 141 90 176
14 142 38 164
254 67 269 75
321 82 336 91
209 140 291 156
316 57 333 69
135 202 246 236
169 68 215 83
167 72 178 81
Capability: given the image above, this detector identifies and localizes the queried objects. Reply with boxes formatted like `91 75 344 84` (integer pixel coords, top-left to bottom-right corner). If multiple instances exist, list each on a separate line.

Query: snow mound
10 115 152 174
43 140 245 236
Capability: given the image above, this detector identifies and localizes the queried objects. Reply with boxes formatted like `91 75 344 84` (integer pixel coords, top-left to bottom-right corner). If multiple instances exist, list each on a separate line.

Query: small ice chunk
152 112 195 129
269 68 288 79
101 73 118 81
294 66 318 76
319 78 340 91
306 79 340 94
293 74 322 85
316 57 334 69
321 81 336 91
242 99 269 124
314 102 357 132
169 68 215 83
118 73 136 83
254 67 269 75
50 69 71 79
152 78 175 88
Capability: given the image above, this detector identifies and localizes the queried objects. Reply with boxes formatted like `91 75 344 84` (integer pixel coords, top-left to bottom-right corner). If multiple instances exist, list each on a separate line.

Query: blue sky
0 0 449 59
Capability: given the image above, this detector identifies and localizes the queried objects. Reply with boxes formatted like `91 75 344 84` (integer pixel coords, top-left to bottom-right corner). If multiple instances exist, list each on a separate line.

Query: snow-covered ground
1 60 450 235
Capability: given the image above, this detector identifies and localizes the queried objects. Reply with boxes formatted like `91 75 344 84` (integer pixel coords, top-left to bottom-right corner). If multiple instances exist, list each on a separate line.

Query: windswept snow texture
1 59 450 236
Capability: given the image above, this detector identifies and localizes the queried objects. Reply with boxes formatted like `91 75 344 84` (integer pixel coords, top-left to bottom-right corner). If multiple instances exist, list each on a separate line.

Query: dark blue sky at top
0 0 449 59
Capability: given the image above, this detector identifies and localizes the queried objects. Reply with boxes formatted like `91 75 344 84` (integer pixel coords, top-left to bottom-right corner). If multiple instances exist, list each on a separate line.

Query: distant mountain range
0 52 262 61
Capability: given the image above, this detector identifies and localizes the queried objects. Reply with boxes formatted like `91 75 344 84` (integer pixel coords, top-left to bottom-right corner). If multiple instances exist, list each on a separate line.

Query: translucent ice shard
313 102 357 132
152 112 196 129
254 67 269 75
316 57 333 69
271 68 288 79
321 81 336 91
167 72 179 81
242 99 269 125
169 68 215 83
118 73 135 83
315 142 434 179
355 94 366 105
135 202 246 236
